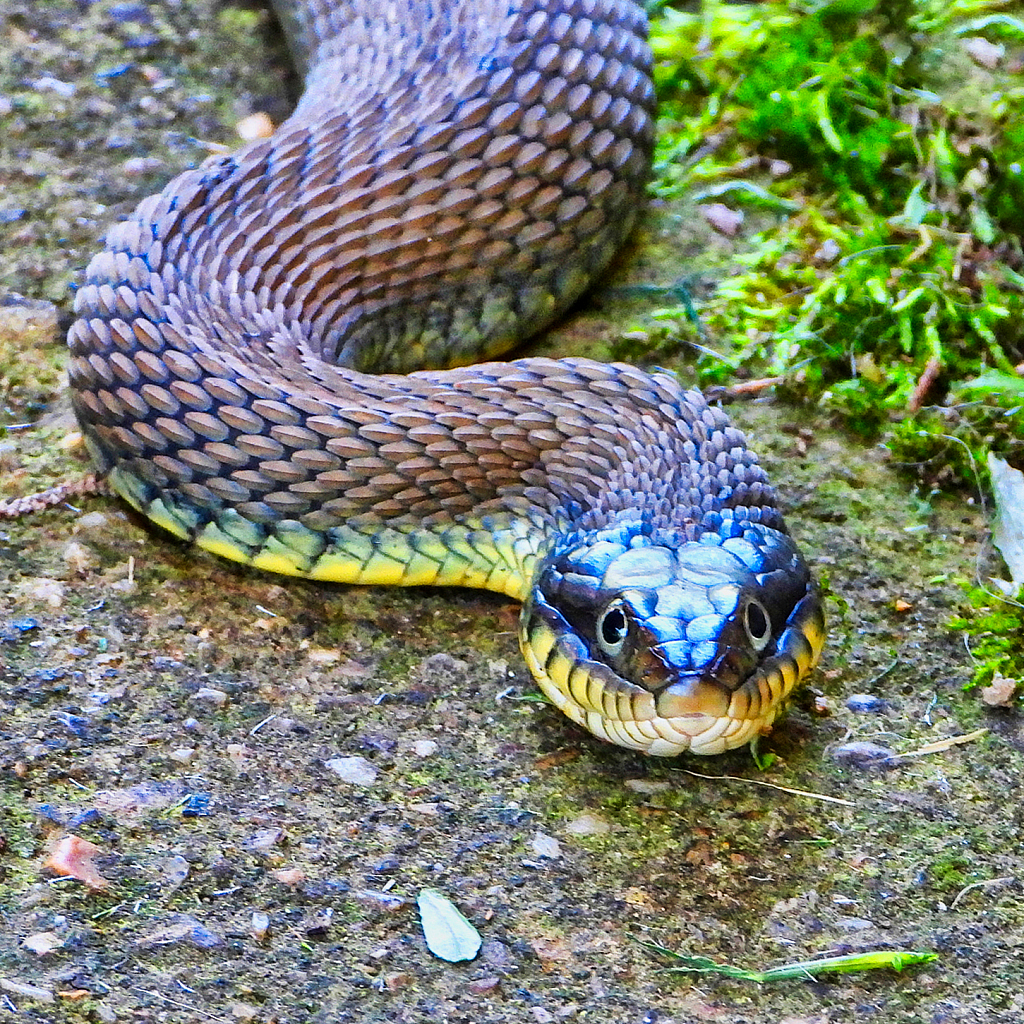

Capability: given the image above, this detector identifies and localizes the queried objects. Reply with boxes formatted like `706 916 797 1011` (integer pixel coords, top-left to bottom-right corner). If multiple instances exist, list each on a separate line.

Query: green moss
926 850 977 893
950 585 1024 694
646 0 1024 474
216 6 262 35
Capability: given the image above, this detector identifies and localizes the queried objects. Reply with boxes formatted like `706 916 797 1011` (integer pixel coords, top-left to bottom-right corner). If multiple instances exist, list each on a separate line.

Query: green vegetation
646 0 1023 470
644 942 938 982
951 583 1024 691
647 0 1023 698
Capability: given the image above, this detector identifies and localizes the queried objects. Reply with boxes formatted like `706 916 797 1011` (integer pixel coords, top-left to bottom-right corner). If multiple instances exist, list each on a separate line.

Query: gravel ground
2 3 1023 1022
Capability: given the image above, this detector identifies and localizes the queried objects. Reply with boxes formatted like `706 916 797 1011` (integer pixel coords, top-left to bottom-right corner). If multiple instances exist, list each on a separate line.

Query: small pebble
466 976 502 994
964 36 1004 69
75 511 111 531
303 907 333 938
123 156 165 176
226 743 249 765
813 238 842 264
137 913 221 949
845 693 887 714
162 855 190 888
22 931 63 955
236 111 274 141
151 656 183 670
250 911 270 941
193 687 229 707
418 652 469 676
352 890 409 914
623 778 671 795
33 75 76 97
835 916 876 931
18 578 65 608
407 801 439 816
531 832 561 859
0 978 54 1003
699 202 744 236
325 755 378 786
831 741 896 768
565 812 611 836
411 739 439 757
244 828 283 852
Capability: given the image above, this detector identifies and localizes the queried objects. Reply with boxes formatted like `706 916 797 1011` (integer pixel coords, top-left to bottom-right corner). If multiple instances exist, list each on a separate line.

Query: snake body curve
67 0 825 756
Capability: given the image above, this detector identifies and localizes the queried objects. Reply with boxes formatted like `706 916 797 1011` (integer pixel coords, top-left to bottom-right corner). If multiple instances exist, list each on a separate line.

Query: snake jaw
522 524 825 756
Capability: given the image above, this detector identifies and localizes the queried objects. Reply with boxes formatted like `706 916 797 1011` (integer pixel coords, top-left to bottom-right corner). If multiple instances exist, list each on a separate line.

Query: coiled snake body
68 0 825 756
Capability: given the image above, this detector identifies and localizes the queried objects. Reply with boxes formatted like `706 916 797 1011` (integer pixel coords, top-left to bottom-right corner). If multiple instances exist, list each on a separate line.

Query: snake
66 0 825 756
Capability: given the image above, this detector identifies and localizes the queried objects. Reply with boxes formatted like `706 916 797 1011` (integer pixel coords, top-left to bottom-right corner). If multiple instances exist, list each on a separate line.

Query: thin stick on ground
0 474 107 518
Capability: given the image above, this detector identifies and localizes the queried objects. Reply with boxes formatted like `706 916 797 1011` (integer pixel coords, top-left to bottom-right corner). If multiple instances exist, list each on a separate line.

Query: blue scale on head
531 517 812 699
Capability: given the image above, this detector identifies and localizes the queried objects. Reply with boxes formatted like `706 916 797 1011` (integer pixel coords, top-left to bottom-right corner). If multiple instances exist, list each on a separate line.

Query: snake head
521 523 825 756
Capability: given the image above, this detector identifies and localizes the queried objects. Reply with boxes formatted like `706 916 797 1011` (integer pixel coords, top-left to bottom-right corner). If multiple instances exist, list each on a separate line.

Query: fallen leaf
980 672 1017 707
988 454 1024 598
417 888 482 962
43 835 109 890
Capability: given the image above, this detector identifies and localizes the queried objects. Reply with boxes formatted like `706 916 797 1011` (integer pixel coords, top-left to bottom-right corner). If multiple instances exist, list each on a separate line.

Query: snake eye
744 598 772 651
597 601 630 656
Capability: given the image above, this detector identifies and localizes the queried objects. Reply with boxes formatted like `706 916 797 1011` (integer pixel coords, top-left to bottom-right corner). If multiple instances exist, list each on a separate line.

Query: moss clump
950 585 1024 694
646 0 1024 468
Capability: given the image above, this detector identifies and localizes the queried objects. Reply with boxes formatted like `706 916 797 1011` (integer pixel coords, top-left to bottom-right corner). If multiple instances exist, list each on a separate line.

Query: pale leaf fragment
980 672 1018 707
43 835 109 890
987 454 1024 598
417 888 482 963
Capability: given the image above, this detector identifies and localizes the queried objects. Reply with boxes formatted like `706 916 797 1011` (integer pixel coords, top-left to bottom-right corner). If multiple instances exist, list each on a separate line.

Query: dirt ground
2 3 1023 1022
